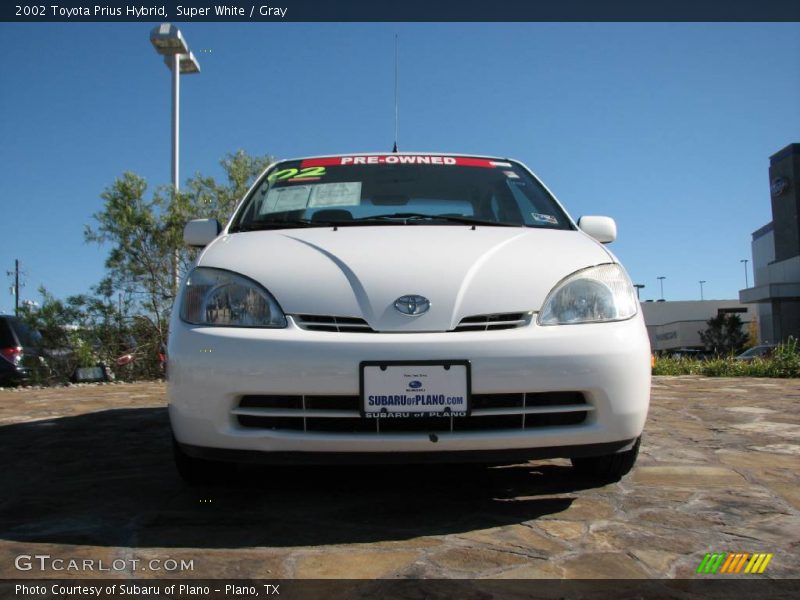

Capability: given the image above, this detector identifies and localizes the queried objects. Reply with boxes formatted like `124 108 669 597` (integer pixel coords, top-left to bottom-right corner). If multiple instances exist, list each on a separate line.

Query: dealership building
739 143 800 343
643 143 800 351
641 300 754 353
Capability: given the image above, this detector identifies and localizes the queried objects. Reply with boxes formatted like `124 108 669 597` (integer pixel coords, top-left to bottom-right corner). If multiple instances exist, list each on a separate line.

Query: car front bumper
168 315 651 461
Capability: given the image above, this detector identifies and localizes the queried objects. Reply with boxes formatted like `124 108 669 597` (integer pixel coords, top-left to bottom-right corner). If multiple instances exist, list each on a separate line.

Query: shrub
652 337 800 378
652 357 701 376
763 337 800 377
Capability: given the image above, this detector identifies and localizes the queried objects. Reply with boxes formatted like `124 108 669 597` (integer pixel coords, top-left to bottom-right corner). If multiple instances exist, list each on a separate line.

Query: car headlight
180 267 287 328
538 263 638 325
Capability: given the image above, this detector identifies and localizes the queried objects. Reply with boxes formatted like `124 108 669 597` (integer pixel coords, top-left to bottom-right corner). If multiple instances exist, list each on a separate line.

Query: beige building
641 300 754 352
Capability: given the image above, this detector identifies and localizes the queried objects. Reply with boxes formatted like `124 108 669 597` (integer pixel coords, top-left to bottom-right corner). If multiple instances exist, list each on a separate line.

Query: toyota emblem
394 295 431 316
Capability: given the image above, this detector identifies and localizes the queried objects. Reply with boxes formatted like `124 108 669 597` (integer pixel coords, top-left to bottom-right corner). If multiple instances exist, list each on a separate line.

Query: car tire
172 437 226 485
570 436 641 482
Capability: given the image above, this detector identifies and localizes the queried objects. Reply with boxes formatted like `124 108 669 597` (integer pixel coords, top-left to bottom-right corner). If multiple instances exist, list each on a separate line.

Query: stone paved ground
0 377 797 579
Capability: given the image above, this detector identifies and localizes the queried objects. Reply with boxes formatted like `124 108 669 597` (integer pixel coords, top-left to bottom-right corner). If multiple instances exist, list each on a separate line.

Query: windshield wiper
230 219 325 232
231 213 524 232
350 213 521 227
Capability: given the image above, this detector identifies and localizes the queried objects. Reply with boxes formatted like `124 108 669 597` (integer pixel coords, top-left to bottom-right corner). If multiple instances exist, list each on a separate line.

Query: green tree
84 150 272 361
179 149 273 226
84 172 174 350
699 313 748 356
19 288 82 354
172 150 272 278
19 285 124 382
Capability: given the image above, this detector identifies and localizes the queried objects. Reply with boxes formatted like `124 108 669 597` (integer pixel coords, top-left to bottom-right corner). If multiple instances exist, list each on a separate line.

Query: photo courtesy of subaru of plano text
169 153 651 483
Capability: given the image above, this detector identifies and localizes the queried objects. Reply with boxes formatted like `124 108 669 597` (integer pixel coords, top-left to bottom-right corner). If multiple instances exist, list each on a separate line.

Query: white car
168 153 651 483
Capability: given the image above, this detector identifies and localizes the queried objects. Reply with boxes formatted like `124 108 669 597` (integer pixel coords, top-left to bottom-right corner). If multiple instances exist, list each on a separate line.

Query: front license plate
360 361 471 418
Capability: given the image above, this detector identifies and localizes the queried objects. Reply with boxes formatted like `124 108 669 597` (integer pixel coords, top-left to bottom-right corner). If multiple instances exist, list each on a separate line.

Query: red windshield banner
300 156 511 168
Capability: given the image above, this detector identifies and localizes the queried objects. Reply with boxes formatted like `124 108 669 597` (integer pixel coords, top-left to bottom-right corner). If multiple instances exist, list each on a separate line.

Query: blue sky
1 22 799 313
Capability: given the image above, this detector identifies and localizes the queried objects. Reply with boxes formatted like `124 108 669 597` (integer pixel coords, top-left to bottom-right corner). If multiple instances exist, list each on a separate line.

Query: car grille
293 315 375 333
233 392 591 434
293 312 531 333
453 312 531 332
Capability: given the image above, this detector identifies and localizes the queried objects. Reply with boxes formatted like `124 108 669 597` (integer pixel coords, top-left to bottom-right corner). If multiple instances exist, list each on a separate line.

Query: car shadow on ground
0 408 607 548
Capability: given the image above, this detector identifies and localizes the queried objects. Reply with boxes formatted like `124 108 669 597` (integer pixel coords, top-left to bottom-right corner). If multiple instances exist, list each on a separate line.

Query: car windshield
739 345 772 358
230 155 574 231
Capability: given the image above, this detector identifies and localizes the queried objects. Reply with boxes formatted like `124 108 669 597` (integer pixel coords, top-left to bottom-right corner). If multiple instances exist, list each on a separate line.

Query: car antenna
392 34 399 153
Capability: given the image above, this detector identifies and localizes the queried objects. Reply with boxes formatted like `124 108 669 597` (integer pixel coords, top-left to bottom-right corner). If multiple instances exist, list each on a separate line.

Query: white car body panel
198 227 612 332
168 317 650 453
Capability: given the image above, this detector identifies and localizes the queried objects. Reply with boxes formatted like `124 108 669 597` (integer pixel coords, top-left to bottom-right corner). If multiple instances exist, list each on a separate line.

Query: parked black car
0 315 45 386
735 344 777 362
667 348 711 361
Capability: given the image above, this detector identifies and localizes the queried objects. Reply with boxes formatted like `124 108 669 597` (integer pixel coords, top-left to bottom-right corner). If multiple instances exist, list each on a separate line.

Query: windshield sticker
290 166 326 181
261 186 312 214
267 166 327 183
300 156 509 168
267 168 299 182
532 213 558 225
259 182 362 214
308 182 362 208
503 170 520 179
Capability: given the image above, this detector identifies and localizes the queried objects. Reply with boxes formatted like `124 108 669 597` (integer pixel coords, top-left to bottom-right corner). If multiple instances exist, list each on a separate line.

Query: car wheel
172 437 226 485
570 436 641 482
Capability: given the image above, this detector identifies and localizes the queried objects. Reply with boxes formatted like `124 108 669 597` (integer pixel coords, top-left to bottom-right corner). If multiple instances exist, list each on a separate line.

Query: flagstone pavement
0 376 797 580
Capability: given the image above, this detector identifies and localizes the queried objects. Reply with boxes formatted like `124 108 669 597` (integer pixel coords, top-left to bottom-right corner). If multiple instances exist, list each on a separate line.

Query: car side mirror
578 216 617 244
184 218 221 247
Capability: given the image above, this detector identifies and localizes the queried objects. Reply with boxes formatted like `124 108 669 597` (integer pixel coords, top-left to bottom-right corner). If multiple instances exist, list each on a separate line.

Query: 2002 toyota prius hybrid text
169 153 651 483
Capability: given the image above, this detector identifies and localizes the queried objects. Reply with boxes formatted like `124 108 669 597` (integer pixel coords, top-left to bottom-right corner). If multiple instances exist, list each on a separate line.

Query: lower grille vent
234 392 590 433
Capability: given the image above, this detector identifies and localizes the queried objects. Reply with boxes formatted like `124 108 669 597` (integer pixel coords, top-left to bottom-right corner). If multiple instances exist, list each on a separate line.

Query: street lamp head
150 23 189 55
162 50 201 74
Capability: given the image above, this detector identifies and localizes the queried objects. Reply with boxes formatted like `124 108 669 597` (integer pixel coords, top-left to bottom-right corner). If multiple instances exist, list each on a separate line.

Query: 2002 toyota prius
169 153 651 484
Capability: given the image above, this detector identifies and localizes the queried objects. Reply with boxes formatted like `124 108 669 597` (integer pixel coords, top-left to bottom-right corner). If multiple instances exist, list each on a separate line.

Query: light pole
657 276 666 300
150 24 200 296
633 284 645 300
699 280 706 301
740 259 749 288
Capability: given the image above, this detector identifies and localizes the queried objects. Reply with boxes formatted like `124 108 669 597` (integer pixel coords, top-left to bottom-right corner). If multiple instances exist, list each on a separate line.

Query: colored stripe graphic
696 554 712 573
745 554 763 574
719 553 736 573
697 552 773 574
733 553 749 573
759 554 773 573
697 553 726 574
748 553 773 574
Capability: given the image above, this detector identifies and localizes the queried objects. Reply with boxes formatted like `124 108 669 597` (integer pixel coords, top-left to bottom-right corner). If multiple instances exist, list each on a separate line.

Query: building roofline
752 221 774 241
769 143 800 165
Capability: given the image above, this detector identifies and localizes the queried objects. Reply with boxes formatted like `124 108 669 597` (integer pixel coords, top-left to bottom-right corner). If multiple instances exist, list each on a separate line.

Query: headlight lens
538 263 638 325
180 267 287 328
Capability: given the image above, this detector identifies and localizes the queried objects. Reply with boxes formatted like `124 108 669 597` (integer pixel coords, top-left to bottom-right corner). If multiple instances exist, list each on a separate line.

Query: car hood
198 226 613 332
